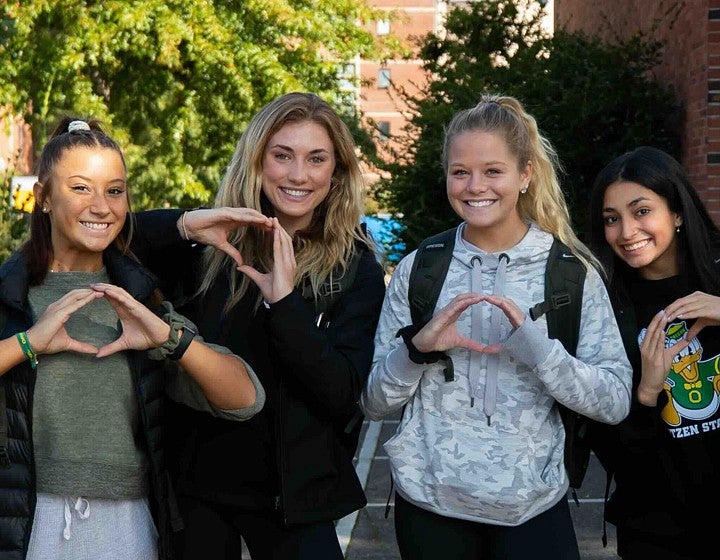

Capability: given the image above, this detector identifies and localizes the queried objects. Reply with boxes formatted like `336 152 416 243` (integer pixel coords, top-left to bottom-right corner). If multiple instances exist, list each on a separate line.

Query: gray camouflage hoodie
361 223 631 526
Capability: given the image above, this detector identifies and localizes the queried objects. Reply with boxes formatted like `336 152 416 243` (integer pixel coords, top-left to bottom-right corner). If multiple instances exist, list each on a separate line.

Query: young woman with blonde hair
361 93 632 559
134 92 386 559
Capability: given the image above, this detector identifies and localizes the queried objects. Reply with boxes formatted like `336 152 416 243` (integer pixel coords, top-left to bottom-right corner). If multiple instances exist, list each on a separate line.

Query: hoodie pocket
384 401 565 525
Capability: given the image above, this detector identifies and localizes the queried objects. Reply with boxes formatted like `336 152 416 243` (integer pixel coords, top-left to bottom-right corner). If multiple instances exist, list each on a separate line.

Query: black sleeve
130 209 203 305
266 248 386 417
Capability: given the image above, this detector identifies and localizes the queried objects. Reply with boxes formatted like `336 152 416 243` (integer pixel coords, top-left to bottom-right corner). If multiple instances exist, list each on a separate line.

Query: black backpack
407 227 592 493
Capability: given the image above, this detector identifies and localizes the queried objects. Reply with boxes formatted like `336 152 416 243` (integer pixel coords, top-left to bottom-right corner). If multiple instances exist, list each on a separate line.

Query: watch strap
167 325 196 361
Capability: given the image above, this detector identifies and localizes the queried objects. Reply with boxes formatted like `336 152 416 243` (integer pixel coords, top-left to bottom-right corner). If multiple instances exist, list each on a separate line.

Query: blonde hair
200 92 374 311
442 93 601 272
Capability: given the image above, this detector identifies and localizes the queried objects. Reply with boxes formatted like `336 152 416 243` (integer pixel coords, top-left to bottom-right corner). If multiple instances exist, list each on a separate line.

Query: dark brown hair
24 117 134 284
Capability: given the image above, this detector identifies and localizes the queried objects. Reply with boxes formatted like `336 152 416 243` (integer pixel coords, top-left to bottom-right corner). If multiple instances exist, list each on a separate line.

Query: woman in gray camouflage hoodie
361 94 632 559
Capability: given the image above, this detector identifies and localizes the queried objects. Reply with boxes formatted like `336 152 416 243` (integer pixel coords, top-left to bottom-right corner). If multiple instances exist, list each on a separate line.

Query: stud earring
520 183 529 194
42 206 49 213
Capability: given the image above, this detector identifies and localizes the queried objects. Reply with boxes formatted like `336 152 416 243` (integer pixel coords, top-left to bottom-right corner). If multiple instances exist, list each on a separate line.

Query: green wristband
16 331 38 369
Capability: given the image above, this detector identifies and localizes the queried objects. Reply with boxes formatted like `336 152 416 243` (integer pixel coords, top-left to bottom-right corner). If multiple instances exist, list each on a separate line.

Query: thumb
238 264 263 287
684 318 707 342
219 242 244 268
95 339 126 359
65 339 99 355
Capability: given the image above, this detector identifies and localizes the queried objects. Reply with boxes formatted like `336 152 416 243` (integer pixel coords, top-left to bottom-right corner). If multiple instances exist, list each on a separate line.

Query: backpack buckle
318 281 342 297
551 293 571 309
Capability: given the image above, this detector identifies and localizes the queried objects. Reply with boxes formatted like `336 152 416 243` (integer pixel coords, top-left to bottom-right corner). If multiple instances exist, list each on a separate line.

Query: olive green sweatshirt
29 269 148 498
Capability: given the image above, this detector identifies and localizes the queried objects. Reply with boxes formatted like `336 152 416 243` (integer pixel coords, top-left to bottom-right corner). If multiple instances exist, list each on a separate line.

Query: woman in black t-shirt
587 146 720 560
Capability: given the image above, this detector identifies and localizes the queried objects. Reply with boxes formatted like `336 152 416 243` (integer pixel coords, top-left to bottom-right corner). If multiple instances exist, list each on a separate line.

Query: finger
667 338 690 358
61 288 97 298
436 295 483 323
651 314 669 354
90 284 136 311
482 295 525 327
459 337 503 354
219 207 274 226
640 311 665 350
95 340 127 359
271 221 296 291
50 288 98 309
448 292 484 305
274 219 295 262
51 290 104 317
665 303 697 322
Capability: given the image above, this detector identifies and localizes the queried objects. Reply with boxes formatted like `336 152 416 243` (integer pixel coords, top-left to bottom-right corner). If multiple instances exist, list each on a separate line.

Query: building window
377 121 390 142
377 69 391 89
337 62 357 92
376 19 390 36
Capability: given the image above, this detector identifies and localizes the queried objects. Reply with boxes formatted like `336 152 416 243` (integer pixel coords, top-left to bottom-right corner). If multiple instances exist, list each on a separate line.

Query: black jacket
0 248 181 559
133 210 386 525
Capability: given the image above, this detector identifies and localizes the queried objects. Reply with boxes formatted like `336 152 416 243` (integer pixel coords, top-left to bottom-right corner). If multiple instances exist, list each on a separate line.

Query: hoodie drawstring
63 497 90 541
468 253 510 423
483 253 509 424
468 256 484 409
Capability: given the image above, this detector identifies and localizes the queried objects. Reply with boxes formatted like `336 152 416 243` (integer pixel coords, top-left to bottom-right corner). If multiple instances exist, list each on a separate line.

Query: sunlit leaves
0 0 390 208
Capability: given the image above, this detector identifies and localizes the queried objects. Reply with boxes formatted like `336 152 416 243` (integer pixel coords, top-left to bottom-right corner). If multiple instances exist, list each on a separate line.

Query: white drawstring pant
26 493 158 560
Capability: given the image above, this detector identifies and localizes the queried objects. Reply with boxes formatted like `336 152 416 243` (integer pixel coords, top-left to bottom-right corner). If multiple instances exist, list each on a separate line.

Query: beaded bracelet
16 331 38 369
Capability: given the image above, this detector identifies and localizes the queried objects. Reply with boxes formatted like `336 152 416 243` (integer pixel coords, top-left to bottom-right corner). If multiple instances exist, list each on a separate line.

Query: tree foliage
374 0 680 256
0 0 398 208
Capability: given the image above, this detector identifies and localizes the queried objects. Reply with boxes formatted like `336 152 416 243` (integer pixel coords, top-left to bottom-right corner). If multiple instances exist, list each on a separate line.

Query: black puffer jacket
134 210 386 525
0 248 181 560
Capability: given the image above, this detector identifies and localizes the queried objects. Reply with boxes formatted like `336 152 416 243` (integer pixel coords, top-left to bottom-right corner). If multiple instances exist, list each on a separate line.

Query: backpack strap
529 239 589 494
407 226 458 381
408 227 457 327
534 239 586 355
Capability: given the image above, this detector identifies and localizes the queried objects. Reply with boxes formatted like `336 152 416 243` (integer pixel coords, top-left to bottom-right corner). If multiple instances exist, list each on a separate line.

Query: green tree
374 0 680 256
0 0 398 208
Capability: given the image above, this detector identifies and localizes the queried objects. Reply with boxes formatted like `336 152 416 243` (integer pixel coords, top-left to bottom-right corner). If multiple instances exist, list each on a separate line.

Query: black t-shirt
609 273 720 538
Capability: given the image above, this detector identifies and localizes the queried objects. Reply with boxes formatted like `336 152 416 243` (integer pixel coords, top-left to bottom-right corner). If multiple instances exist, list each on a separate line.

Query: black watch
167 325 197 361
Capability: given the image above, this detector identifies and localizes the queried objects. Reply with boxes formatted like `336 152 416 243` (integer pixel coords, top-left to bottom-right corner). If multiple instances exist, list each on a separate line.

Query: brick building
359 0 444 163
555 0 720 220
358 1 553 165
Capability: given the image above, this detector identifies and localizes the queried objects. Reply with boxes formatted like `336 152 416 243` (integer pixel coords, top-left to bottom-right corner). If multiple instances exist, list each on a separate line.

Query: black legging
172 495 344 560
394 492 580 560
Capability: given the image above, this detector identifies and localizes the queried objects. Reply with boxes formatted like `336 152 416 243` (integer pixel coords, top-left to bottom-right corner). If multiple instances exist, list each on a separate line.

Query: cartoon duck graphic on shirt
638 321 720 427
